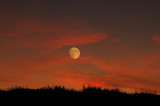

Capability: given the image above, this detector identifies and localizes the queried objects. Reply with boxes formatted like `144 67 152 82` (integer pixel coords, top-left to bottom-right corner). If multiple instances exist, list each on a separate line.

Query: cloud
16 55 160 91
135 53 160 73
1 54 160 92
152 34 160 43
0 17 108 49
109 38 120 43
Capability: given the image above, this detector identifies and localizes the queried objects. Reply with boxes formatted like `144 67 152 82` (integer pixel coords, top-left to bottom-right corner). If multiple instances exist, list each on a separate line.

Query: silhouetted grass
0 85 159 106
0 85 158 96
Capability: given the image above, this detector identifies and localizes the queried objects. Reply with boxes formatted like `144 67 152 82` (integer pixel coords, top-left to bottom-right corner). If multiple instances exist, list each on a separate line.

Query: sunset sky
0 0 160 93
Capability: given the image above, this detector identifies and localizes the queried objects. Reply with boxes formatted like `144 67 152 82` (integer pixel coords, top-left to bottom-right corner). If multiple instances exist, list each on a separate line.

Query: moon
69 47 80 59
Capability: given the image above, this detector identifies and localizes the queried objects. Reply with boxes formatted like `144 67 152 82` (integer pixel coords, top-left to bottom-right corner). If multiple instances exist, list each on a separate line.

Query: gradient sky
0 0 160 93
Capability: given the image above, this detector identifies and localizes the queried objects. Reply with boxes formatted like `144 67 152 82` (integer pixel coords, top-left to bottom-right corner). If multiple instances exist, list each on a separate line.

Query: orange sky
0 0 160 94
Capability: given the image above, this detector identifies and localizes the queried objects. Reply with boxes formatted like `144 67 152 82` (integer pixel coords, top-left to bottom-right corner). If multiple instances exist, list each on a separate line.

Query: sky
0 0 160 93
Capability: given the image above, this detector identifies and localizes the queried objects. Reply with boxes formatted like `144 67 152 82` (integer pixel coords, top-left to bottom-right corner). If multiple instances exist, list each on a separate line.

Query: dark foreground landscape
0 86 159 105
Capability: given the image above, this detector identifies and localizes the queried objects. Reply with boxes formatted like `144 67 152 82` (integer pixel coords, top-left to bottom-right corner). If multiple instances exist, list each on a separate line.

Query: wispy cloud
0 18 108 49
10 55 159 91
152 34 160 43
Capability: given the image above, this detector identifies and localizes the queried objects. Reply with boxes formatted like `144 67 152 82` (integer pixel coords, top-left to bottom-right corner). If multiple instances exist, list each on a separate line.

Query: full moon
69 47 80 59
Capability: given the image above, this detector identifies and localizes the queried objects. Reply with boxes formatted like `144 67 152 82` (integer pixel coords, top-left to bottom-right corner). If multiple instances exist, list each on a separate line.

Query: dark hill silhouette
0 85 159 106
